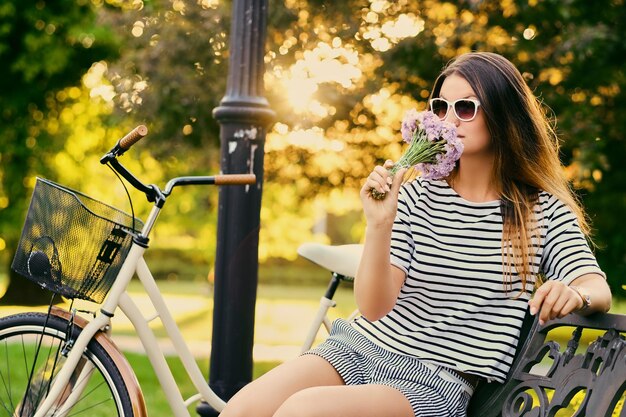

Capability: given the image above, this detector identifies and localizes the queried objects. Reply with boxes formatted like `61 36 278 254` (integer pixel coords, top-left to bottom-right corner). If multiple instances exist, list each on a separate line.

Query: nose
444 106 461 126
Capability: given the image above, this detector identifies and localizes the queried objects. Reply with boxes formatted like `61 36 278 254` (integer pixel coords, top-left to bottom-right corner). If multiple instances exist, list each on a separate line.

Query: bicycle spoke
41 337 64 402
20 328 47 417
48 361 94 416
66 396 114 416
63 381 113 416
0 398 12 417
18 333 31 417
70 375 105 402
0 314 132 417
4 338 12 413
0 339 15 415
0 342 13 416
32 339 55 411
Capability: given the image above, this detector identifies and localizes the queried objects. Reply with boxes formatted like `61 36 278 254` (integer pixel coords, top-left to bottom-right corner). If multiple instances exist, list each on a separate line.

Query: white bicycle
0 125 364 417
296 242 362 353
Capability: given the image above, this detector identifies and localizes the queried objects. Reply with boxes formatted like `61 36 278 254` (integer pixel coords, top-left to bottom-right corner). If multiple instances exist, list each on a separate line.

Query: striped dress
352 178 604 383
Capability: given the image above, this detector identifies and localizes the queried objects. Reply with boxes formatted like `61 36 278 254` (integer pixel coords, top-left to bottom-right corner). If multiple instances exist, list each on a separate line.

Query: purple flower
400 109 422 143
369 109 464 199
399 109 463 180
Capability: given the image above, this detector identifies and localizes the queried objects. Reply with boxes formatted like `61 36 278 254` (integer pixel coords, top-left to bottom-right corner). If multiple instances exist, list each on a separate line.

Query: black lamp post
196 0 274 415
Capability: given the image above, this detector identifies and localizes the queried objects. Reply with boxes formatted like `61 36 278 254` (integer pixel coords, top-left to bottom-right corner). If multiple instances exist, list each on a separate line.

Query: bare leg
274 384 414 417
219 354 344 417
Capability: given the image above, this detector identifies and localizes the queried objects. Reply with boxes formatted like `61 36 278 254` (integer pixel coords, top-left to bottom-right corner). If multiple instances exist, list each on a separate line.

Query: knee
219 387 260 417
219 398 250 417
273 389 323 417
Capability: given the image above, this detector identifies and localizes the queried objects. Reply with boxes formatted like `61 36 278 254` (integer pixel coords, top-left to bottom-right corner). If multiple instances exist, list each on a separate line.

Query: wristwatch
570 286 591 311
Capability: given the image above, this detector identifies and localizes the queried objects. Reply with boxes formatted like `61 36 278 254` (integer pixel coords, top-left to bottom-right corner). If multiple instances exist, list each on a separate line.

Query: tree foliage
0 0 118 303
1 0 624 299
260 0 626 293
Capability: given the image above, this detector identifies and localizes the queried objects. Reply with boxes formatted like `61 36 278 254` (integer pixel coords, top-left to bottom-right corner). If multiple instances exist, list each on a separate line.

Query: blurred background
1 0 625 304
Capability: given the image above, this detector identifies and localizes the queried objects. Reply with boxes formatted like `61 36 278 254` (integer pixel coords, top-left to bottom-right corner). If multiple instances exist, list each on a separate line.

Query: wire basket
11 178 144 303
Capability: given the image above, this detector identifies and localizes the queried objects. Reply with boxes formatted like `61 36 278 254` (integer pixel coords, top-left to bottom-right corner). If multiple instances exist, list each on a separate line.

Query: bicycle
296 242 362 353
2 126 256 417
1 125 365 417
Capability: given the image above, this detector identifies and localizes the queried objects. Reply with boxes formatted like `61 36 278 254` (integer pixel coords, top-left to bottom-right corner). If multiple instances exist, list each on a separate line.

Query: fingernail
386 177 393 185
529 307 536 315
385 185 390 192
539 319 544 325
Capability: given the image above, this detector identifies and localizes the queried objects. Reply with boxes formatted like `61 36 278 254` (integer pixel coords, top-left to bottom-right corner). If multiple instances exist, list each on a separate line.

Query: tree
261 0 626 293
97 0 626 294
0 0 118 304
2 0 624 298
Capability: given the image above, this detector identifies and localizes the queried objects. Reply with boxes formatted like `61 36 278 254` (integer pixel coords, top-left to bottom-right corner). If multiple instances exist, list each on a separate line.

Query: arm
569 273 612 314
528 273 612 325
355 161 407 321
356 225 407 321
530 195 611 325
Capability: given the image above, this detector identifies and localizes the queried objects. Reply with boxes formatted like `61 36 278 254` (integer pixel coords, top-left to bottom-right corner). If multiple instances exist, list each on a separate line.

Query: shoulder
399 178 447 199
398 177 423 205
537 190 577 225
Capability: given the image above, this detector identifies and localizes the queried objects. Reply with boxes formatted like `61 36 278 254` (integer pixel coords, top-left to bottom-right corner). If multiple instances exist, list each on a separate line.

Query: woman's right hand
359 160 407 228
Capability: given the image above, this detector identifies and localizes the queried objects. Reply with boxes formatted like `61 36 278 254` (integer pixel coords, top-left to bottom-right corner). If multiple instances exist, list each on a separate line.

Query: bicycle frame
297 243 363 353
22 126 371 417
34 204 226 417
300 272 353 354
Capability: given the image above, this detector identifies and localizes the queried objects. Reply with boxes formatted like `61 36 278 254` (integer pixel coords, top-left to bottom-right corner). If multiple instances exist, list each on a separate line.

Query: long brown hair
430 52 590 293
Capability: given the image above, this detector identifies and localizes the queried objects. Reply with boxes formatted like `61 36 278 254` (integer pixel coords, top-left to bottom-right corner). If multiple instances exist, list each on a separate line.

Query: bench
467 311 626 417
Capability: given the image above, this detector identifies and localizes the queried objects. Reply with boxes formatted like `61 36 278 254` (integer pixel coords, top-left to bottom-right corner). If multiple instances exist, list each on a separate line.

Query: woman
220 52 612 417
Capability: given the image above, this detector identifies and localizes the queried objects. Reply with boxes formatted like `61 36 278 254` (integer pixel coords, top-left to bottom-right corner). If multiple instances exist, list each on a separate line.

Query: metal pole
197 0 274 415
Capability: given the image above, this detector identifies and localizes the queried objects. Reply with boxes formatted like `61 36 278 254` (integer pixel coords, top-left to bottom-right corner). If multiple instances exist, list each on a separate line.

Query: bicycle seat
297 243 364 278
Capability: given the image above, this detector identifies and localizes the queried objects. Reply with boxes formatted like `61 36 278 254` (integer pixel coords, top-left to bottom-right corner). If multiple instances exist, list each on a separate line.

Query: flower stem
369 137 446 200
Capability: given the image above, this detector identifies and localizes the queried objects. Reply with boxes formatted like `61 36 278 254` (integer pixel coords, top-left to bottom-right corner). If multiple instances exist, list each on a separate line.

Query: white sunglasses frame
429 98 481 122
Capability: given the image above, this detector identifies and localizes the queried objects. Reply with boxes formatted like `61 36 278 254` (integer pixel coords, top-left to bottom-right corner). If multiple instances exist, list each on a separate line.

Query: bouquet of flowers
369 109 464 200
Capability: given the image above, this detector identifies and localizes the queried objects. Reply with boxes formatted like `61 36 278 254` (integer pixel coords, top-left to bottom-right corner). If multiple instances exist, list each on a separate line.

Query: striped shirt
352 178 604 383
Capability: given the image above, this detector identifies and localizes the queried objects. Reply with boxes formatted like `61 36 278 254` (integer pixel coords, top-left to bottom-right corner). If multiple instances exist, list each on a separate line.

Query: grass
125 352 280 416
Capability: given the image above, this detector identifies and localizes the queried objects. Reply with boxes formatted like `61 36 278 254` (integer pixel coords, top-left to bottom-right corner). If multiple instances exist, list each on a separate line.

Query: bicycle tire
0 312 134 417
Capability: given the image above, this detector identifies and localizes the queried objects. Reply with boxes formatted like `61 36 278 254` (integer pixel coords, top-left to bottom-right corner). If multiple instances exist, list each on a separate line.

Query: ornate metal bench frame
468 312 626 417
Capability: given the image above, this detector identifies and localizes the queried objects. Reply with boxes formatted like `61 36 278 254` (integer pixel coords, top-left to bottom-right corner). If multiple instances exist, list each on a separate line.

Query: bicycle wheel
0 312 134 417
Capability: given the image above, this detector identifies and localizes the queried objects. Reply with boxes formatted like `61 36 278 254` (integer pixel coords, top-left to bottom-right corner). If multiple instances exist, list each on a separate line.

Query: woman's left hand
528 281 583 325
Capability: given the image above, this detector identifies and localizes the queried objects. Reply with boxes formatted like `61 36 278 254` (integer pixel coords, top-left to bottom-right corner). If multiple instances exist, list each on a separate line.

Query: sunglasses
429 98 481 122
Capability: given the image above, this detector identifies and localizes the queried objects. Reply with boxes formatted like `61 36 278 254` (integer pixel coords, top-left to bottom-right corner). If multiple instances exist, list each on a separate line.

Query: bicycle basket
11 178 144 303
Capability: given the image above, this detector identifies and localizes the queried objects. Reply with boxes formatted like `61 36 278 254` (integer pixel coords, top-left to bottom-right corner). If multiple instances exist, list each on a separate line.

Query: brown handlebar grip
118 125 148 150
214 174 257 185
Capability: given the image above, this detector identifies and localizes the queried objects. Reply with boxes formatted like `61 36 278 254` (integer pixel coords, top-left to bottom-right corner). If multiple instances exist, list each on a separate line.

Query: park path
0 290 316 363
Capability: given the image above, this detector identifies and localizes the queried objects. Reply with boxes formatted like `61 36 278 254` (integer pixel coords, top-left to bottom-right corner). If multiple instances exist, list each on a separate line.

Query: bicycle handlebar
163 174 256 196
119 125 148 150
100 125 149 162
101 126 257 205
214 174 256 185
